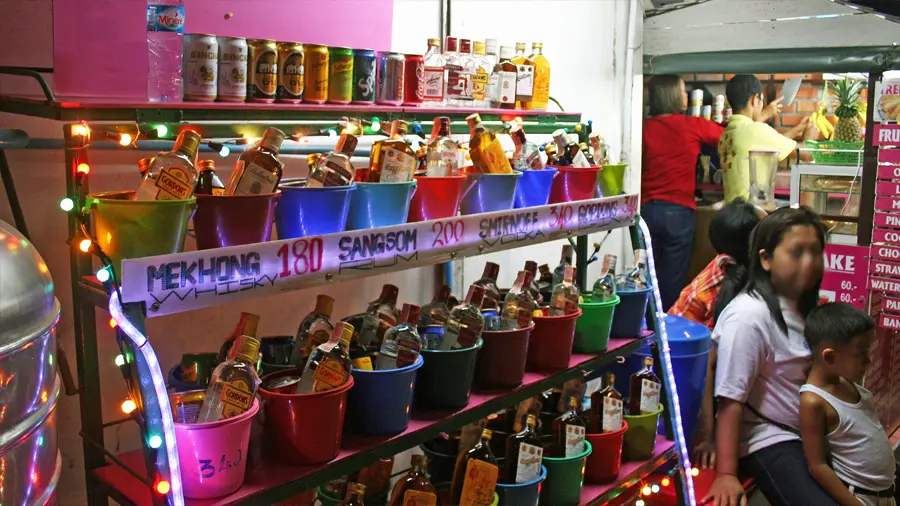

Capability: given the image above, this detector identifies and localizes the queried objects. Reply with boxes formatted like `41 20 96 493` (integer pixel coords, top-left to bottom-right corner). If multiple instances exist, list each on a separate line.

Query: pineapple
832 79 863 142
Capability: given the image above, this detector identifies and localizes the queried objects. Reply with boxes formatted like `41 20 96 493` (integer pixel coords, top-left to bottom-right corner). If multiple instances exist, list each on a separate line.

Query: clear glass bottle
389 454 438 506
445 37 474 107
467 113 513 174
423 37 445 105
592 254 618 302
501 270 536 330
553 397 587 458
473 261 502 320
524 42 550 111
538 264 553 291
552 130 590 168
358 284 400 350
225 127 285 195
135 129 201 201
376 304 424 370
523 260 544 306
629 357 661 415
369 120 416 183
419 284 453 329
195 160 226 195
425 116 460 177
450 429 499 505
197 335 261 422
625 250 650 290
442 284 486 350
503 414 543 484
307 133 358 187
590 372 623 433
339 482 366 506
481 39 499 106
549 265 579 316
491 46 517 109
471 40 491 108
552 244 574 288
511 42 534 108
296 321 354 394
290 294 335 367
510 126 544 171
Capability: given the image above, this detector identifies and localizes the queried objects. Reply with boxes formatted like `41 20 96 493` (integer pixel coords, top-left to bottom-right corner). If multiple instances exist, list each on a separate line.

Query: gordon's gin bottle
146 0 185 102
135 130 201 201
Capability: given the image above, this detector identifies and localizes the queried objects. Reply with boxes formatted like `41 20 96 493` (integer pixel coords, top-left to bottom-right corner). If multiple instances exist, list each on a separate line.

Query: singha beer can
183 34 218 101
377 51 405 105
352 49 377 104
328 47 354 104
404 54 425 106
702 104 712 121
217 36 248 102
247 39 277 102
276 41 304 103
304 44 329 104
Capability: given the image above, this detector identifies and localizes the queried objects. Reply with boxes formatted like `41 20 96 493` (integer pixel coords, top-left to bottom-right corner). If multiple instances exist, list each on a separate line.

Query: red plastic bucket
407 175 466 222
584 421 628 484
527 308 581 371
175 399 260 499
475 323 533 389
258 368 354 465
193 192 279 249
548 165 602 204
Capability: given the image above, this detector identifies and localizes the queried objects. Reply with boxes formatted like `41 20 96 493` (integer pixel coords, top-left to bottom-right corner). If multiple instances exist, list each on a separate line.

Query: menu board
820 244 869 310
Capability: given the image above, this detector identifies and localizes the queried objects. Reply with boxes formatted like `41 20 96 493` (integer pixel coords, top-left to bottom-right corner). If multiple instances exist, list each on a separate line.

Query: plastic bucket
475 323 534 389
573 294 620 353
584 421 628 483
415 339 483 410
597 163 628 197
514 168 557 209
192 192 278 249
420 440 457 484
408 175 466 222
623 404 664 461
460 171 522 215
175 399 259 499
540 441 592 506
496 465 547 506
87 190 194 276
548 165 601 204
610 288 652 339
258 369 354 465
347 355 423 435
527 308 581 371
275 181 355 239
346 180 416 230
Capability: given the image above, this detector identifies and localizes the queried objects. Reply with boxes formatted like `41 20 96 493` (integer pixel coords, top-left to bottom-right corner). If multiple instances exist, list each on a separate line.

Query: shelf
579 436 677 506
91 333 653 505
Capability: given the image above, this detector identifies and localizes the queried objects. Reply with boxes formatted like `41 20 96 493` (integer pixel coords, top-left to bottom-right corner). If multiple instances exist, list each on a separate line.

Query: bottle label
303 329 333 358
495 71 516 104
147 5 185 33
515 442 543 483
278 50 305 99
446 64 473 100
472 68 489 101
403 489 437 506
396 335 422 368
155 166 193 200
352 356 374 370
218 44 248 99
380 147 416 183
458 459 499 506
456 313 483 348
251 49 278 97
220 378 253 419
212 187 225 196
564 424 585 457
640 378 661 414
516 64 535 97
525 151 544 171
315 157 354 187
313 357 347 392
602 397 624 432
532 66 550 104
424 66 444 102
234 161 279 195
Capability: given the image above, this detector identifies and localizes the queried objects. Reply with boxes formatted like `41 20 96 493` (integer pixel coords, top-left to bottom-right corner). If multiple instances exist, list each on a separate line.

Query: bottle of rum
339 482 366 506
523 261 544 306
195 160 226 195
290 294 335 367
358 284 401 350
510 126 545 172
474 262 502 328
426 117 460 177
553 397 587 458
388 454 438 506
369 120 416 183
466 113 513 174
590 372 624 433
552 244 574 288
501 270 536 330
503 414 543 484
549 265 579 316
450 429 499 505
197 335 261 422
296 322 354 394
511 42 534 108
376 304 425 370
423 38 445 105
419 284 453 329
625 250 650 290
135 129 202 201
471 40 491 108
592 254 618 302
629 357 661 415
307 133 358 187
524 42 550 111
442 284 486 350
225 127 285 195
490 46 517 109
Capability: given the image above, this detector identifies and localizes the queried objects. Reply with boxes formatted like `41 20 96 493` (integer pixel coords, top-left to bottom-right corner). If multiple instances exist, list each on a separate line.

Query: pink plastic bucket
175 399 259 499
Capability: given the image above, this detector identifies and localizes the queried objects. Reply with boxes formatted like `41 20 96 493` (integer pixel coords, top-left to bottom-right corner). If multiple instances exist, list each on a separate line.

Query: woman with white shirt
704 206 836 506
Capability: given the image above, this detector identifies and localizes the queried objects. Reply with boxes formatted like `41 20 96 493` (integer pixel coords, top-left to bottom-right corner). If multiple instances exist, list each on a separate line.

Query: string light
370 117 381 132
642 485 652 496
148 435 163 449
77 162 91 175
109 317 118 329
121 399 137 414
327 128 338 137
636 501 645 506
72 124 90 137
690 467 699 477
651 484 660 494
60 198 75 211
114 354 125 367
96 266 111 283
78 239 92 253
119 133 133 146
156 125 168 138
662 477 671 487
207 141 230 157
155 480 171 495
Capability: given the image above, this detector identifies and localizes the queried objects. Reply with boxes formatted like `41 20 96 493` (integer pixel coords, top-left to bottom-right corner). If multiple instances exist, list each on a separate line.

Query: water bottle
146 0 185 102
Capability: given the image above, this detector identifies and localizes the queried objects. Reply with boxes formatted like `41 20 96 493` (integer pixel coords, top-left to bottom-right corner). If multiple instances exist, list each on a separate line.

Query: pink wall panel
53 0 394 99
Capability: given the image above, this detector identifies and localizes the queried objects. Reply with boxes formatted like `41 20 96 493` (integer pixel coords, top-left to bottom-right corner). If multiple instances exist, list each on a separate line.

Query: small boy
800 303 896 506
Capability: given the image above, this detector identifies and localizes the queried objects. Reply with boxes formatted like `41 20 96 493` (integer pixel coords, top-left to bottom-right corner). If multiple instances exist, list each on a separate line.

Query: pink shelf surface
579 436 676 506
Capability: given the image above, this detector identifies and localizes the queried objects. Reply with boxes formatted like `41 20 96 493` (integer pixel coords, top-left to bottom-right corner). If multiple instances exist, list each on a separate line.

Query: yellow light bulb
642 485 652 496
156 480 171 495
119 133 133 146
690 467 700 477
79 239 92 252
121 399 137 414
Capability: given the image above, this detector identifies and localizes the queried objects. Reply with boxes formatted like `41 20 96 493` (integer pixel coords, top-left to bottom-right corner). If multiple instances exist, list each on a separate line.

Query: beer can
304 44 329 104
377 51 405 106
217 36 248 102
702 105 712 121
183 33 218 101
352 49 377 104
328 46 354 104
247 39 278 102
403 54 425 106
690 88 703 108
277 41 304 103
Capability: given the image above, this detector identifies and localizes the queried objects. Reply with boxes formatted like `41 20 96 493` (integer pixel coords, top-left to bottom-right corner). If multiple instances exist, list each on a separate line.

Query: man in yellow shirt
719 75 815 203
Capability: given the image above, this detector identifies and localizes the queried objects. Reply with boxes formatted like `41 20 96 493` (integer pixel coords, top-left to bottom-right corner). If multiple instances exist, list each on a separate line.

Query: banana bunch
858 101 867 128
810 103 834 140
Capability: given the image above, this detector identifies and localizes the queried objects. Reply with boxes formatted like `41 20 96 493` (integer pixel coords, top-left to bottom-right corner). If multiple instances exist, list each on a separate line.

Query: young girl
704 206 836 506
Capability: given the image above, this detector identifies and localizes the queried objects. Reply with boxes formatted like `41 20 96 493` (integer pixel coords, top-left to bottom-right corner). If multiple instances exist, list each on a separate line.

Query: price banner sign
820 244 869 310
121 194 639 317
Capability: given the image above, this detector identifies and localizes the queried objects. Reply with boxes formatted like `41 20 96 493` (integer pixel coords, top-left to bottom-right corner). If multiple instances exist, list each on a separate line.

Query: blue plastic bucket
275 180 355 239
460 171 522 215
514 168 557 209
346 354 423 435
346 180 416 230
609 287 652 339
496 465 546 506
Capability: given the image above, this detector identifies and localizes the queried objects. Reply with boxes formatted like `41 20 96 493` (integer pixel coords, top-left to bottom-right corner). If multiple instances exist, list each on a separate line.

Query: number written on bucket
198 449 243 479
432 219 464 248
277 238 324 277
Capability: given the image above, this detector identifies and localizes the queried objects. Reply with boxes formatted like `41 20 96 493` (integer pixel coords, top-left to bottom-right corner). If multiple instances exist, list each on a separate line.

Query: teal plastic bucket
496 465 546 505
346 180 416 230
540 441 592 506
414 339 483 410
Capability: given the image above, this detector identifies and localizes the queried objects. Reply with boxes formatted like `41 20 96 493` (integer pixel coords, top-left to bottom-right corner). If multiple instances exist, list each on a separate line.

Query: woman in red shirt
642 75 724 310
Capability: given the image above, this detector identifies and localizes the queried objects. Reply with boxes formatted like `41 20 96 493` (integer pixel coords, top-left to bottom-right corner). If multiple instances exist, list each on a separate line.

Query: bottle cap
482 428 493 440
515 42 526 52
459 39 472 54
390 119 409 137
526 414 537 426
260 127 286 152
499 46 514 59
410 454 428 467
510 126 526 147
645 356 654 367
521 270 534 287
176 130 202 157
401 303 421 325
348 482 366 496
445 36 458 52
524 260 538 275
427 37 441 48
235 335 261 362
380 284 400 304
483 262 500 281
315 294 335 317
474 40 485 56
485 38 498 54
607 372 616 383
237 312 260 338
336 133 358 156
532 42 543 50
198 159 216 171
139 157 153 175
436 116 451 136
435 284 451 302
335 321 355 347
306 153 322 169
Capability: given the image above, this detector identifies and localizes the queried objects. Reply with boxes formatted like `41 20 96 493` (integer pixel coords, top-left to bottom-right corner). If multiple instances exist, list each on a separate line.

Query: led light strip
638 218 697 505
109 291 184 506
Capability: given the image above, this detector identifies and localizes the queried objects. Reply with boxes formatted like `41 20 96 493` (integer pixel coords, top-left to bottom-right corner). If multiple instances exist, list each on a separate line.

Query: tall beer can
276 42 304 103
304 44 329 104
702 105 712 121
352 49 377 104
328 47 354 104
404 54 425 106
217 36 248 102
247 39 277 103
377 52 405 106
183 34 218 102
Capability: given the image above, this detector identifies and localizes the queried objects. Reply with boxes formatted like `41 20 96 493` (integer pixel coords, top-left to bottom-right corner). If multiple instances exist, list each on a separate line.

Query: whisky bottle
358 284 401 350
549 265 580 316
442 284 486 350
466 113 513 174
307 133 358 187
523 260 544 306
552 244 574 288
426 117 460 177
223 312 260 361
369 120 416 183
376 303 425 370
501 270 536 330
290 294 336 367
195 160 226 195
197 335 261 422
592 254 618 302
471 40 490 108
138 157 153 178
553 397 586 458
419 284 453 329
339 482 366 506
524 42 550 111
490 46 517 109
135 129 202 201
423 37 445 104
225 127 285 195
296 322 354 394
450 429 499 505
389 454 438 506
510 126 544 172
511 42 534 107
625 250 650 290
503 414 543 484
590 372 624 433
473 262 502 329
356 458 394 502
629 357 661 415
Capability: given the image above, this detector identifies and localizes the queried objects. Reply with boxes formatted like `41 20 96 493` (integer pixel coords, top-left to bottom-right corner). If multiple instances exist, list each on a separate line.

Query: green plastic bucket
573 294 619 353
623 404 664 461
597 163 627 197
540 441 592 506
87 190 194 278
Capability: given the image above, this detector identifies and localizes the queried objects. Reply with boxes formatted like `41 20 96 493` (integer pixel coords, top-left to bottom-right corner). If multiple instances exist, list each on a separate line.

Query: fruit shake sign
872 143 900 329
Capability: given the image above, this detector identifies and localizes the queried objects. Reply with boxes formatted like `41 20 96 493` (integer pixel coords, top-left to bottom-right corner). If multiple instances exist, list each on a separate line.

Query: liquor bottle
194 160 226 195
510 126 544 172
589 132 610 165
296 321 354 394
289 294 335 367
358 284 401 350
415 144 429 175
450 429 499 505
445 37 474 107
426 117 460 177
552 130 590 168
543 142 559 166
368 120 416 183
581 142 595 165
471 40 491 108
442 284 486 350
225 127 285 195
197 335 261 422
222 312 260 362
423 37 445 105
537 264 553 291
467 113 513 174
553 397 587 458
138 157 153 178
629 357 661 415
356 458 395 502
511 42 534 108
592 254 618 302
307 133 358 187
135 129 201 200
524 42 550 111
590 372 624 433
388 454 438 506
523 261 544 306
490 46 517 109
339 482 366 506
376 303 425 370
503 414 543 484
552 244 574 288
501 271 536 330
625 250 650 290
549 265 579 316
419 284 453 329
481 39 499 106
473 262 502 327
